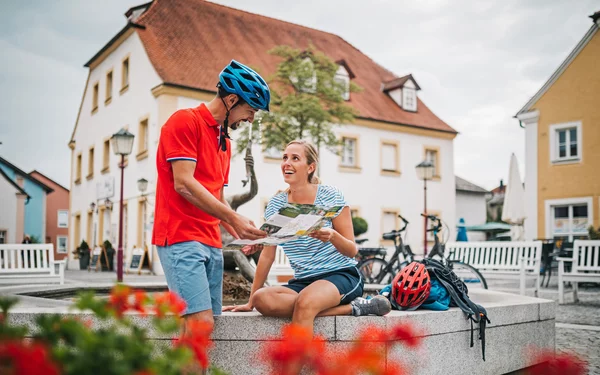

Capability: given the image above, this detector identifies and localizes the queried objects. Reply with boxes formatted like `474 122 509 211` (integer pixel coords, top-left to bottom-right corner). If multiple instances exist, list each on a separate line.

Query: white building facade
455 176 489 242
68 1 457 271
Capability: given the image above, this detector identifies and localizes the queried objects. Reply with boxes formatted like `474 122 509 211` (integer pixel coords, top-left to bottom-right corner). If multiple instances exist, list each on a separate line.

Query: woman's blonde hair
286 139 320 184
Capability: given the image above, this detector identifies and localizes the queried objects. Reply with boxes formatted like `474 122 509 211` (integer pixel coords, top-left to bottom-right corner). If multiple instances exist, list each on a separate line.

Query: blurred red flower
130 290 149 315
154 291 187 317
389 323 422 348
528 350 587 375
0 340 60 375
262 324 327 375
175 320 214 370
107 284 132 318
262 323 418 375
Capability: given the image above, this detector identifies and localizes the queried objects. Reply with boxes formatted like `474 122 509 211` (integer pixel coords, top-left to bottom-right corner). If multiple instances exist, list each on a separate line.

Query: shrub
588 225 600 240
352 216 368 237
72 240 90 259
0 286 211 375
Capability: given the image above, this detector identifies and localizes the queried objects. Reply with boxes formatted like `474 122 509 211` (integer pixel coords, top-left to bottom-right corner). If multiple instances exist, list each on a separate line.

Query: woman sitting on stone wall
223 140 391 334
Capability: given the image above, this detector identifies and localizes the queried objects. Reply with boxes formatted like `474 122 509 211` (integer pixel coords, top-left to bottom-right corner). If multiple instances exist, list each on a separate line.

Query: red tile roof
133 0 456 134
491 185 506 195
382 74 421 92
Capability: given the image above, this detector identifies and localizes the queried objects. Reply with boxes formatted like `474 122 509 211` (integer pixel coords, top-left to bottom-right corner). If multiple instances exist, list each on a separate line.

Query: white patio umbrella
502 153 527 240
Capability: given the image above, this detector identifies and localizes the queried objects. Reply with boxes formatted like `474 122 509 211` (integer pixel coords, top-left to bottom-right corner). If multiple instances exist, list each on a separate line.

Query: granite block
210 340 272 375
334 315 387 341
539 300 557 321
383 308 469 337
214 312 335 340
389 320 555 375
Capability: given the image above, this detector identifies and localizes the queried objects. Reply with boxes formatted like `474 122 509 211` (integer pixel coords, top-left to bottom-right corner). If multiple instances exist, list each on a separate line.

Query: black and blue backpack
421 258 491 361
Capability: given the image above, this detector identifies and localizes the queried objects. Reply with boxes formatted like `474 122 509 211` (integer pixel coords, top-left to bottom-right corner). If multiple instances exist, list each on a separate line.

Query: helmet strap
218 95 241 152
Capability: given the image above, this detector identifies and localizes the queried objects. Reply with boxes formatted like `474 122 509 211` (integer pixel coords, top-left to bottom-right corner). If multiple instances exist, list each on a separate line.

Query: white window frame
0 230 7 244
549 121 582 164
381 209 401 245
403 87 417 112
57 210 69 228
334 65 350 101
56 236 68 254
425 148 439 177
545 197 593 242
341 137 358 167
381 141 399 173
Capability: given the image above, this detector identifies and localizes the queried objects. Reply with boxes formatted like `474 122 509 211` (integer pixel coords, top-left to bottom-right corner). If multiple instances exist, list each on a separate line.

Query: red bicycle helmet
391 262 431 311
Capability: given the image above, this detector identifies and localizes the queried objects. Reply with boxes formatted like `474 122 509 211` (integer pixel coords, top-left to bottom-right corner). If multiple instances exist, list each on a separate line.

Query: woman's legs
317 304 353 316
253 286 299 317
292 280 342 333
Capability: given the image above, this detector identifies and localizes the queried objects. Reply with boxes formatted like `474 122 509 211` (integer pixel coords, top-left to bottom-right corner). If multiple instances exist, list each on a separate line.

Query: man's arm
171 160 265 240
220 186 240 239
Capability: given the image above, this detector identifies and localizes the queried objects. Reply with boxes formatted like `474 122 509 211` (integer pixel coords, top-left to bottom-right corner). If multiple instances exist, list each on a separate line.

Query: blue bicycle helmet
218 60 270 112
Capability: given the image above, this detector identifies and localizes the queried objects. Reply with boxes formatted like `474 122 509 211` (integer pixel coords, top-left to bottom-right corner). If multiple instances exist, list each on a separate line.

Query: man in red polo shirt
153 60 270 330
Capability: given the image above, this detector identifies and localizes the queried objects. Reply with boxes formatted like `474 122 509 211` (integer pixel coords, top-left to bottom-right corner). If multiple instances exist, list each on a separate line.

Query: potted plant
352 216 368 238
103 240 115 271
73 240 90 270
589 225 600 240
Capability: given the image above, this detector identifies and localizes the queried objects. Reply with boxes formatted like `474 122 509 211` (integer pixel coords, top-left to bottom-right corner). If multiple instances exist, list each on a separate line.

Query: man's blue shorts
283 267 364 304
157 241 223 316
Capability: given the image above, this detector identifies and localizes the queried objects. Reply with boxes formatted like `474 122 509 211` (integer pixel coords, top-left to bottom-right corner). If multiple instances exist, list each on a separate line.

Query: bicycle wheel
449 261 488 289
358 258 395 284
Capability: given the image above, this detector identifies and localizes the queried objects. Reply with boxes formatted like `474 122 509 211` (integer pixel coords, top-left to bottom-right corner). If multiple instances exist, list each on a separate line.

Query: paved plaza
1 269 598 374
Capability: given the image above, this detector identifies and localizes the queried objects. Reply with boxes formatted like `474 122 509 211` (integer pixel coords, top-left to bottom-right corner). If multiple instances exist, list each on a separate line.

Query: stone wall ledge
7 289 555 375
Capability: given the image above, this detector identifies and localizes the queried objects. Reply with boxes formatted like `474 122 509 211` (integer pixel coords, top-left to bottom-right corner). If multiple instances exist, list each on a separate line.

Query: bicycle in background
357 214 413 284
358 213 488 289
423 213 488 289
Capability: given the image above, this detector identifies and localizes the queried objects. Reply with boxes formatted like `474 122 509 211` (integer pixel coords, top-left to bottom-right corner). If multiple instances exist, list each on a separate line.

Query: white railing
0 244 65 285
558 240 600 304
446 241 542 295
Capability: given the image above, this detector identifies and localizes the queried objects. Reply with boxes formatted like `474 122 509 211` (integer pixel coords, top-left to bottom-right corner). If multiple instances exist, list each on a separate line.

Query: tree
235 45 362 160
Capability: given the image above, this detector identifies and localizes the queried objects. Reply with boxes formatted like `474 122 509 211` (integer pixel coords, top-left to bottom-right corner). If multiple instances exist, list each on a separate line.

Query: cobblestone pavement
553 290 600 375
556 327 600 375
490 278 600 374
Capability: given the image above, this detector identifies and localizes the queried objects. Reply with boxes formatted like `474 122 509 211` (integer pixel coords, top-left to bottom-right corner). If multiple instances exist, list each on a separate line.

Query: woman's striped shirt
264 184 357 279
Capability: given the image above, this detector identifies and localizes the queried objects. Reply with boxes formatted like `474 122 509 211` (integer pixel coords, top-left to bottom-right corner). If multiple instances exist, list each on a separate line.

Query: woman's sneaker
350 296 392 316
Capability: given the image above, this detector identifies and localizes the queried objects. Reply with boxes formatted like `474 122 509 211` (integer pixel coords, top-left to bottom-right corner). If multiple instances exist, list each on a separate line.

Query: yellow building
516 11 600 242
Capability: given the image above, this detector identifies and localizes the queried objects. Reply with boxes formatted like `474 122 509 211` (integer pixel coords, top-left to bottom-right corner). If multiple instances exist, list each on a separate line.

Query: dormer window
290 57 317 93
334 60 355 101
334 65 350 101
382 74 420 112
403 87 416 111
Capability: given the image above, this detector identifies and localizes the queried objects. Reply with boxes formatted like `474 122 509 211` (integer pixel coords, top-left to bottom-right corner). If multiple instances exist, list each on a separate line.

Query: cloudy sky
0 0 596 189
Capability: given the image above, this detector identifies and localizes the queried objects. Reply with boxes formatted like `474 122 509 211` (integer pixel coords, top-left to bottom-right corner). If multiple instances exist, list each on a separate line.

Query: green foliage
73 240 90 258
29 235 41 243
103 240 114 250
0 288 217 375
589 225 600 240
235 44 362 157
0 297 27 339
352 216 368 237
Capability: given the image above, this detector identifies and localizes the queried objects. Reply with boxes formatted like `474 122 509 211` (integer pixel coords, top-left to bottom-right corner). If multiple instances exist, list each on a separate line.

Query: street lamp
416 160 434 256
137 178 148 196
111 128 135 282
